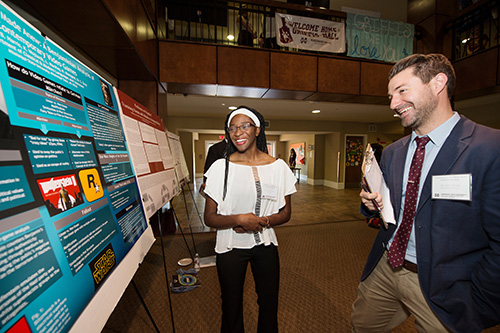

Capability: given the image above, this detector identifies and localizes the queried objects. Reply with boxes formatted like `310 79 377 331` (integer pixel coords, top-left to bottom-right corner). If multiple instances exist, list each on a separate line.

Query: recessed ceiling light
227 35 235 41
312 110 320 114
229 106 237 110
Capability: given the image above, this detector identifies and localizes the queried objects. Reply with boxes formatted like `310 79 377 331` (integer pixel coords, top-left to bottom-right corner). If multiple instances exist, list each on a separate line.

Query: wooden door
345 136 364 188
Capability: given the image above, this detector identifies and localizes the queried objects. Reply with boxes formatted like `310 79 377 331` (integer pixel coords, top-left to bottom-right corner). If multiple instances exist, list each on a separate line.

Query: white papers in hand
362 144 396 225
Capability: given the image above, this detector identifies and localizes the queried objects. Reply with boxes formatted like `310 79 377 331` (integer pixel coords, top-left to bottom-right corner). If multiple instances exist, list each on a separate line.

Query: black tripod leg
132 280 160 333
187 182 205 227
158 209 176 332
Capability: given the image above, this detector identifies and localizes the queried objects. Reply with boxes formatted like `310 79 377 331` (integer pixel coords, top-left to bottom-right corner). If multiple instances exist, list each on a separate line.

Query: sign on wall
276 13 346 53
345 13 414 63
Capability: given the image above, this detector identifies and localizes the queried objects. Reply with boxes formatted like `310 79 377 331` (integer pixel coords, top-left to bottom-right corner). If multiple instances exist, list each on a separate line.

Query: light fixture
312 109 320 114
228 106 237 110
227 35 235 41
462 38 470 44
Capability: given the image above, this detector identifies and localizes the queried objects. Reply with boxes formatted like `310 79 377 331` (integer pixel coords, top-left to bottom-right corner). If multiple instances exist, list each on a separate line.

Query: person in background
204 106 297 332
351 53 500 332
261 8 278 49
288 148 297 168
200 139 227 196
237 8 256 47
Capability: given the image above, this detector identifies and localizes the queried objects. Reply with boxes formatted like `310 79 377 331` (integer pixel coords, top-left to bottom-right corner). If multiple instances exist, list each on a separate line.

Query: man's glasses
228 122 256 133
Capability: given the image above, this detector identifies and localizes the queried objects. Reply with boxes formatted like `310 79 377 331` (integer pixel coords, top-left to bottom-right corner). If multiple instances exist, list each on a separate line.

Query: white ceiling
167 94 395 122
166 92 500 133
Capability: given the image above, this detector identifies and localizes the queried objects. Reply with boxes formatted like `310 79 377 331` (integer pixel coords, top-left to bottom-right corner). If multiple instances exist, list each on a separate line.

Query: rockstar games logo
78 168 103 202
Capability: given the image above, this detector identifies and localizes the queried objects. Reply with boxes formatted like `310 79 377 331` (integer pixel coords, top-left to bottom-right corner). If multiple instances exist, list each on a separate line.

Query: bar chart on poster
0 2 170 332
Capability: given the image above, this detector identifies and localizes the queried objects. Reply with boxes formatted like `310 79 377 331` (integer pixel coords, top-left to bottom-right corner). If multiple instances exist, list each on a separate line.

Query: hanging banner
276 13 345 53
345 13 414 63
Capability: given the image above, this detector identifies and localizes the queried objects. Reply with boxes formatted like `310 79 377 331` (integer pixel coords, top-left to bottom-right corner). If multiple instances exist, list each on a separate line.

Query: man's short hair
389 54 456 100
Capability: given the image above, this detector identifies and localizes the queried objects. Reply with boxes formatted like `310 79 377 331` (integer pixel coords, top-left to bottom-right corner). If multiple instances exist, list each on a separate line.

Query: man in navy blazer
351 54 500 332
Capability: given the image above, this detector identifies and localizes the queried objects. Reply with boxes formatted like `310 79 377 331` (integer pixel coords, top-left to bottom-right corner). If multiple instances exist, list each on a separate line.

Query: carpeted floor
103 221 390 332
102 182 500 332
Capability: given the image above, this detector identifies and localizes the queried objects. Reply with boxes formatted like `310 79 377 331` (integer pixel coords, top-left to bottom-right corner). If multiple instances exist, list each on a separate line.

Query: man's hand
360 189 383 212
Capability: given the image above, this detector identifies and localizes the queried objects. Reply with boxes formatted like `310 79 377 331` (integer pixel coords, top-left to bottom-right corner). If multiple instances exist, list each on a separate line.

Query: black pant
216 244 280 333
238 30 254 47
263 37 279 49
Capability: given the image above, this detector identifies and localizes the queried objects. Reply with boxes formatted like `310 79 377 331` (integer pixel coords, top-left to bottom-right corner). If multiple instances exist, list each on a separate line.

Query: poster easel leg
131 280 160 333
180 185 197 254
186 181 205 227
158 209 176 332
171 203 194 260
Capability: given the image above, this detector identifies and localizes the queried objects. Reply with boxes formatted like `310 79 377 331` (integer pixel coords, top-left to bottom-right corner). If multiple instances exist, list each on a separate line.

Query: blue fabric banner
346 13 414 63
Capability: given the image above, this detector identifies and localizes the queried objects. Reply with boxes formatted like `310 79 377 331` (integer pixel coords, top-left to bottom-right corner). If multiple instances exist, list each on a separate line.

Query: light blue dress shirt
388 112 460 264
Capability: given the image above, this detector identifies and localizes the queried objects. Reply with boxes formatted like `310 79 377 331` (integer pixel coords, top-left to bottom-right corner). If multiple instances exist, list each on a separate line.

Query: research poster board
0 2 153 333
166 131 190 186
116 89 178 219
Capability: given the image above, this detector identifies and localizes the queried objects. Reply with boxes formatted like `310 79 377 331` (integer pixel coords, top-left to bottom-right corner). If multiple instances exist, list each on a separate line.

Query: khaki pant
351 252 450 332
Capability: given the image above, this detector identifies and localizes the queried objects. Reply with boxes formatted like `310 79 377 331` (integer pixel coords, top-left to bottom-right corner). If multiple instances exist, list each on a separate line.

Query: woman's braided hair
222 106 268 200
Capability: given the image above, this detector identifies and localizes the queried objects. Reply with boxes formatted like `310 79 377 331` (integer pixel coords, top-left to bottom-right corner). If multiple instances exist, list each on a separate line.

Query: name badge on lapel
432 174 472 201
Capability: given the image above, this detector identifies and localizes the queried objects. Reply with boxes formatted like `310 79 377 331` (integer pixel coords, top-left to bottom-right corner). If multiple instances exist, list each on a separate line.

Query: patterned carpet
103 221 389 332
102 183 500 332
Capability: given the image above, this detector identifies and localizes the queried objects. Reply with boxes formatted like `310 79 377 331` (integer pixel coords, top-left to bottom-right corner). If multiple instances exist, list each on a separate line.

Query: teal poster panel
346 13 414 63
0 2 149 332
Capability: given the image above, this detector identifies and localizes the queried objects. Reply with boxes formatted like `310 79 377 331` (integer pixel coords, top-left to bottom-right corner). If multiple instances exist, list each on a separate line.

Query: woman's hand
233 226 246 233
235 213 267 232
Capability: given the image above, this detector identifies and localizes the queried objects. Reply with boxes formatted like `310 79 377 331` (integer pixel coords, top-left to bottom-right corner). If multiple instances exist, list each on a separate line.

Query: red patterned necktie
388 136 430 268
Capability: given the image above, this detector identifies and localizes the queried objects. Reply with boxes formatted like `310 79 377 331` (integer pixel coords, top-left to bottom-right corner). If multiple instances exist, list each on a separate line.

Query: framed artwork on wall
290 142 305 165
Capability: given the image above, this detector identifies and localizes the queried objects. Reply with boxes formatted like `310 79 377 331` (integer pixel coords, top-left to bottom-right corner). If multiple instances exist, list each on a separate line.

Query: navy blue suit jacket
361 116 500 332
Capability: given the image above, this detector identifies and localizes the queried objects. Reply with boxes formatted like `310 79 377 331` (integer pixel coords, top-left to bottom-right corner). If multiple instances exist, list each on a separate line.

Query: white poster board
116 89 178 219
166 131 190 186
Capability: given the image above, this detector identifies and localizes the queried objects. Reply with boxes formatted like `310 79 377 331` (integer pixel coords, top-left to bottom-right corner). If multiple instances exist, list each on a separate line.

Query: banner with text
276 13 345 53
346 13 414 63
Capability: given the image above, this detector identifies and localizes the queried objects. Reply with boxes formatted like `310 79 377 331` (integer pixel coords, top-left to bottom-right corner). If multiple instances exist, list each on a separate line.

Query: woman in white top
204 106 297 332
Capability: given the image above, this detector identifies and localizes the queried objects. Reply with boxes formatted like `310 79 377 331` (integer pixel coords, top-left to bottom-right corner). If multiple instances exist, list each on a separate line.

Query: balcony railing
164 0 345 54
163 0 500 62
449 0 500 60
